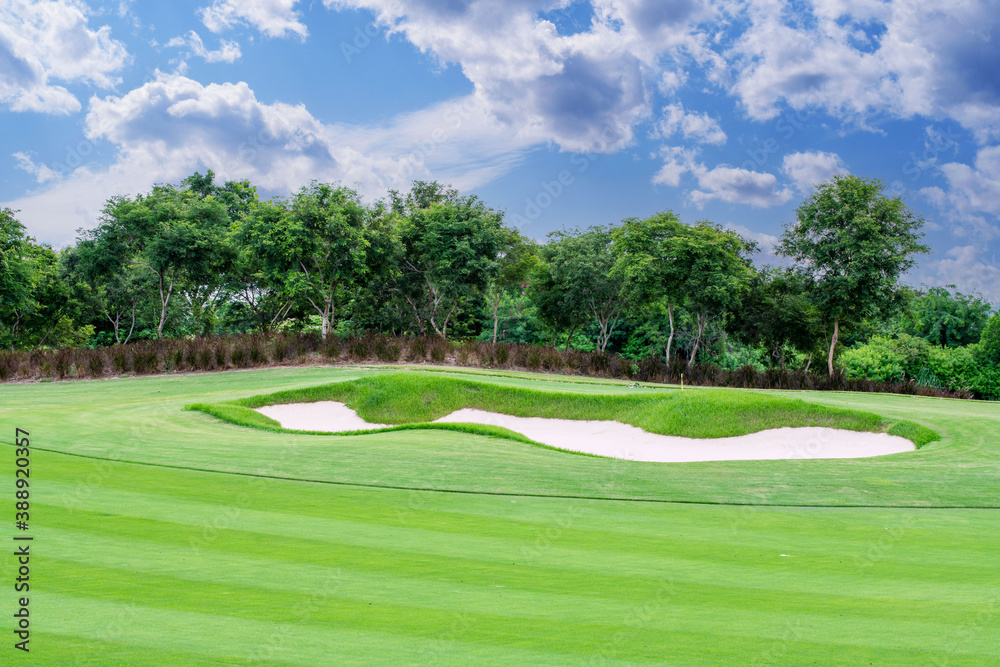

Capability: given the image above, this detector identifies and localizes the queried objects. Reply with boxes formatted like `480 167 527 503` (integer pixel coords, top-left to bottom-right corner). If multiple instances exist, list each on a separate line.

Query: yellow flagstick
681 373 684 391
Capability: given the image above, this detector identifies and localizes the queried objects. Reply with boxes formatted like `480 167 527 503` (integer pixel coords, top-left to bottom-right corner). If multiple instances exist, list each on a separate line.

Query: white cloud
724 0 1000 141
199 0 308 40
921 245 1000 306
689 164 794 208
0 0 129 114
781 151 848 193
166 31 242 64
921 145 1000 242
3 73 545 244
724 222 788 267
13 152 59 183
322 0 723 153
651 146 698 187
657 102 726 145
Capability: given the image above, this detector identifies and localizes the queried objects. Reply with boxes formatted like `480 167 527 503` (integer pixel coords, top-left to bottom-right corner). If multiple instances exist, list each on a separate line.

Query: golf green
2 365 998 664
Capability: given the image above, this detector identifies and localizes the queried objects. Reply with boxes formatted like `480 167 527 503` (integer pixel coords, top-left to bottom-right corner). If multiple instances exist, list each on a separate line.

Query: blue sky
2 0 999 302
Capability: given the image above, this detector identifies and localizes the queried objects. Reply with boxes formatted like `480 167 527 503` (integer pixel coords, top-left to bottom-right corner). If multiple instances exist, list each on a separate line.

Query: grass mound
187 371 938 446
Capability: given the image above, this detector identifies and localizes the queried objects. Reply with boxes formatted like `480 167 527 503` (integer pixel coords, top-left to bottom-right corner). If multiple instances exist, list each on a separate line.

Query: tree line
2 171 998 397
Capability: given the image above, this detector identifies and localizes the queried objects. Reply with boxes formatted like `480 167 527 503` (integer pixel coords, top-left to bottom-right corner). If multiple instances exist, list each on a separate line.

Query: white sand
256 401 914 462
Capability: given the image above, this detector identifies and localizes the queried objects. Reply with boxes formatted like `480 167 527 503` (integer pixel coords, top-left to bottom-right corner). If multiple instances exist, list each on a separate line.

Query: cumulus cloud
0 0 129 114
724 222 787 267
689 164 794 208
651 145 698 187
199 0 308 40
657 102 726 145
921 245 1000 306
4 72 545 244
322 0 721 153
13 152 59 183
166 31 242 64
781 151 848 193
921 145 1000 242
725 0 1000 140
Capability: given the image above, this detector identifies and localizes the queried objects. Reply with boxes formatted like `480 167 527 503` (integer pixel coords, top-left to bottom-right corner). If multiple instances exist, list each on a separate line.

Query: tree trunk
688 313 706 367
827 318 839 377
665 304 675 362
122 305 137 345
157 278 173 339
491 284 500 344
804 353 812 374
565 324 578 352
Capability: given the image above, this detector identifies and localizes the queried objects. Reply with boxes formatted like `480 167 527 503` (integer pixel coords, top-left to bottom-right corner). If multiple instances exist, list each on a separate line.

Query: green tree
534 227 625 352
777 174 930 376
61 238 145 345
393 183 505 339
674 221 755 366
897 286 992 348
611 211 688 361
236 183 370 341
95 182 233 338
727 268 824 369
485 228 539 344
977 314 1000 366
0 209 35 348
1 241 87 350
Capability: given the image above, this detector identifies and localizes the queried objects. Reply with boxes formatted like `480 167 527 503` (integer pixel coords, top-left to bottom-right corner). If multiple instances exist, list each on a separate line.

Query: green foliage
778 174 930 374
533 226 624 351
839 334 931 382
212 371 898 441
612 213 754 364
393 183 505 339
970 366 1000 400
896 286 992 347
727 267 824 368
977 314 1000 366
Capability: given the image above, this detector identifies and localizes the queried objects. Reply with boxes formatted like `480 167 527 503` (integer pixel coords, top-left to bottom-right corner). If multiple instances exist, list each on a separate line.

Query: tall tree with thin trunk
237 183 370 342
611 211 687 362
777 175 930 376
393 183 505 339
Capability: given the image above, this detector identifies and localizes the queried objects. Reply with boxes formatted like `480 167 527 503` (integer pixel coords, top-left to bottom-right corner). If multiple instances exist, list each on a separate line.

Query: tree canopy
777 174 930 375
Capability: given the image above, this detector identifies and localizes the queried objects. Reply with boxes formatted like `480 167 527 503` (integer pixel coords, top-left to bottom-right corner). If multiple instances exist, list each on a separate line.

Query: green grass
1 365 999 664
187 370 925 442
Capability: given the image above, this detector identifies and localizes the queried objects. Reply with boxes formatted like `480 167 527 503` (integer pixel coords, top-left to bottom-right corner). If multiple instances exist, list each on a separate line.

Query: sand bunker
255 401 915 462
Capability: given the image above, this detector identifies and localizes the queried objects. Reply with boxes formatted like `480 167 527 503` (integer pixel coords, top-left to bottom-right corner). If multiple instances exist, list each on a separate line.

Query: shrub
324 336 342 360
842 339 904 382
493 344 510 367
87 352 105 378
977 314 1000 366
347 335 371 361
375 336 402 363
970 366 1000 400
248 341 266 365
215 343 229 369
429 339 448 363
407 337 428 361
133 347 160 374
525 347 542 370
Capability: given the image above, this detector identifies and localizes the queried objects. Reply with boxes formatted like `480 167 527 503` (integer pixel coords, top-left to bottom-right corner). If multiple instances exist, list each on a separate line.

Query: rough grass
188 371 932 445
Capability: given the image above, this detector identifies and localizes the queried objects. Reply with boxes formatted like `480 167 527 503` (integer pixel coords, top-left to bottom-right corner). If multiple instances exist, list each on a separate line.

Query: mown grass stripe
13 443 995 509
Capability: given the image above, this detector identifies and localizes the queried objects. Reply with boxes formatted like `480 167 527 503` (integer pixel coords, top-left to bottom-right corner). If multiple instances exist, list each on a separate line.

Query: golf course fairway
2 365 998 664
